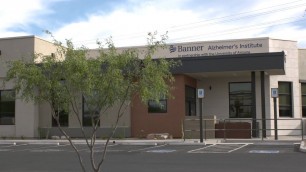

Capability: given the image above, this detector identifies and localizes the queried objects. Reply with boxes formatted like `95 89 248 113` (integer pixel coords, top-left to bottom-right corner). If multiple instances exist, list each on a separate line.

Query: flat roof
170 52 285 75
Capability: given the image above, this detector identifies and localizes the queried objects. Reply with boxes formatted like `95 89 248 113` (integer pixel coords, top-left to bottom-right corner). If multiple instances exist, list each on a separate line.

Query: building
0 35 305 138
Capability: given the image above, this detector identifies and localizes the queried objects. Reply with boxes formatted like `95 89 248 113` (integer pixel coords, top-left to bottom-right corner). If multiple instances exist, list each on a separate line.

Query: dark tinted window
302 83 306 117
278 82 292 117
229 83 252 118
0 90 15 125
148 99 167 113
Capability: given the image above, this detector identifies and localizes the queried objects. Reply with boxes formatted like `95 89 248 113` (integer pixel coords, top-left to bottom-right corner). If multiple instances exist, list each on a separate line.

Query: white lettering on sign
177 45 204 52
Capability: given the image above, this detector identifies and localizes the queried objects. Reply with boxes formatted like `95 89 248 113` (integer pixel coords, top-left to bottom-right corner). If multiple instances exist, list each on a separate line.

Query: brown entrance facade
131 75 196 138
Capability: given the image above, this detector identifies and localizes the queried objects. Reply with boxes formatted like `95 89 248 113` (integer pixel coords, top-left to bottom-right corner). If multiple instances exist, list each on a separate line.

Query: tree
4 32 178 172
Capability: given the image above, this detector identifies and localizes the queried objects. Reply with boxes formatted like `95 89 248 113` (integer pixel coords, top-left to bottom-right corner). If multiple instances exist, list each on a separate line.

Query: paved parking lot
0 142 304 172
0 142 300 153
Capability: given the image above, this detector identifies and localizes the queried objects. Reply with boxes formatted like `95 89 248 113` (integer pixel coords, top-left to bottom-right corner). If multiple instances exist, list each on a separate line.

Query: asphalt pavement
0 139 305 172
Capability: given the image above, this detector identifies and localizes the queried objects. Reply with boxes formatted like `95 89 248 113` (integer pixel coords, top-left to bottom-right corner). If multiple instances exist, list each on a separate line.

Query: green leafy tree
4 32 178 172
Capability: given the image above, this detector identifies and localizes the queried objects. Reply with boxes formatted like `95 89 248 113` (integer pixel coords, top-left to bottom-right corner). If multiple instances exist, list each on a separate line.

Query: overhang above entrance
170 52 285 75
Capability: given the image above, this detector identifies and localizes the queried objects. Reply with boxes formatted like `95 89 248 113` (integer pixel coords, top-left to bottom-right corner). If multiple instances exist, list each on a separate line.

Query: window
302 83 306 117
82 96 100 127
52 109 68 127
148 99 167 113
229 82 252 118
278 82 292 117
185 86 196 116
0 90 15 125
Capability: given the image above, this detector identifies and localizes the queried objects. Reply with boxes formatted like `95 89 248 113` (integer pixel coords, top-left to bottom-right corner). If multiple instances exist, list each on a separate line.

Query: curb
0 139 302 146
0 139 217 146
300 140 306 152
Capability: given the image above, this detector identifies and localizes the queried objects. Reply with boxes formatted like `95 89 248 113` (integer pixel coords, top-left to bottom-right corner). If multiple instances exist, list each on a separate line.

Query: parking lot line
188 144 214 153
188 144 251 153
0 143 28 148
67 144 118 152
228 144 249 153
14 144 71 152
128 144 167 152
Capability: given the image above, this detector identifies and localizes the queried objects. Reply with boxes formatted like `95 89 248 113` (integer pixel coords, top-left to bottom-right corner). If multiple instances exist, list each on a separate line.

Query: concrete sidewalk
0 139 209 146
300 140 306 152
0 138 305 152
0 137 304 147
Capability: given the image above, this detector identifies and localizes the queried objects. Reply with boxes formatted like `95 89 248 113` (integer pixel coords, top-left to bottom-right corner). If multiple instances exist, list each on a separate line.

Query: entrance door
185 86 196 116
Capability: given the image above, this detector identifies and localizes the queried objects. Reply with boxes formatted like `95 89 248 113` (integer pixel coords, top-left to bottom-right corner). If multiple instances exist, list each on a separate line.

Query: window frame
302 83 306 118
278 82 293 117
0 90 15 125
228 82 252 118
185 85 196 116
51 109 69 127
82 96 100 127
148 99 168 113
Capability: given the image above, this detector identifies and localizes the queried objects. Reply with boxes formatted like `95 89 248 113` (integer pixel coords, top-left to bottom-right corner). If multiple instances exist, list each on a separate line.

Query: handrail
183 118 304 140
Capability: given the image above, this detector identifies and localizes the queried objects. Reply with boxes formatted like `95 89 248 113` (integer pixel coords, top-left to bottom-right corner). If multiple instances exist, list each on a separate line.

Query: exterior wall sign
158 38 269 58
271 88 278 98
197 89 205 98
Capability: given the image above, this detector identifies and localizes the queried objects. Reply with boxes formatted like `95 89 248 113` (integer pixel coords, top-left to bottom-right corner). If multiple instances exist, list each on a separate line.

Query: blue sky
1 0 306 47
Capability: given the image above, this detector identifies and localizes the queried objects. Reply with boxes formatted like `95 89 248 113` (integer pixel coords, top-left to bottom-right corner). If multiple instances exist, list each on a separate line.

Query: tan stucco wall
39 97 131 129
299 49 306 80
0 36 57 137
268 39 300 135
34 37 59 62
0 36 35 77
0 36 36 137
197 73 263 119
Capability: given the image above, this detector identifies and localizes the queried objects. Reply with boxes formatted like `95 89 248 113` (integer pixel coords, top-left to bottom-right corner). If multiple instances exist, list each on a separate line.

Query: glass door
185 86 196 116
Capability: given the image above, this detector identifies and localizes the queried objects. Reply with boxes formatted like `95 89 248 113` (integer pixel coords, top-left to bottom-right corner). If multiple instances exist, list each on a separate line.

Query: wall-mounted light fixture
0 50 1 56
209 85 212 90
51 53 55 58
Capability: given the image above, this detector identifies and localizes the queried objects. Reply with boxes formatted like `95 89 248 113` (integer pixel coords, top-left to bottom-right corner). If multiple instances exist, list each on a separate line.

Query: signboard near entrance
271 88 278 98
197 88 205 143
271 88 278 140
198 89 205 98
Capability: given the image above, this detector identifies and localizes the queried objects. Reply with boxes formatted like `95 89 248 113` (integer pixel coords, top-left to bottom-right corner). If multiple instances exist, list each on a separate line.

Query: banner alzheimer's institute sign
165 38 268 58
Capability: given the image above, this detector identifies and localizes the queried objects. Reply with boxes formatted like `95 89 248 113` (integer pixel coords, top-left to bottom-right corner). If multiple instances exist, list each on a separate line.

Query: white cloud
51 0 203 48
0 0 56 37
2 0 306 48
49 0 306 48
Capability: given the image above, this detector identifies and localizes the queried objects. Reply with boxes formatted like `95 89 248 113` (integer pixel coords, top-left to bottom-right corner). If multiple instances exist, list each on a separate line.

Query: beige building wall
39 102 52 129
197 73 263 119
0 36 35 77
194 38 302 136
0 36 57 138
299 49 306 80
0 36 36 138
268 39 301 135
38 82 131 138
39 99 131 127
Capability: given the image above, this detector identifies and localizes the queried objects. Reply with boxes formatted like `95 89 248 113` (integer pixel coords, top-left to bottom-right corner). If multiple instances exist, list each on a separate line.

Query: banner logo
169 45 176 53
